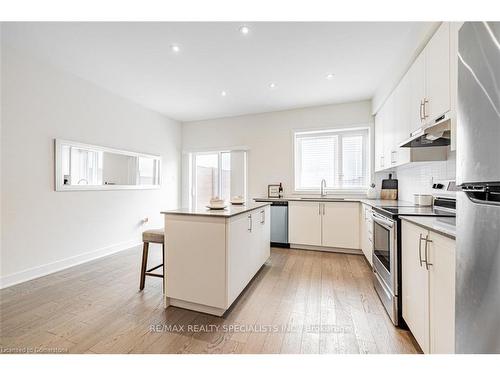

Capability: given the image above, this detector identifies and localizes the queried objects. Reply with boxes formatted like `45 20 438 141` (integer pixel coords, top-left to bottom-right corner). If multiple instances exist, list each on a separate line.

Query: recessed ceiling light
221 91 227 97
269 82 277 89
239 25 250 35
326 73 335 80
170 44 180 53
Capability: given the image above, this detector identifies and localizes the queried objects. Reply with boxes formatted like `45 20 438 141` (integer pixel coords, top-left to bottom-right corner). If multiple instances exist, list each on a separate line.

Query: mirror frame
54 139 162 191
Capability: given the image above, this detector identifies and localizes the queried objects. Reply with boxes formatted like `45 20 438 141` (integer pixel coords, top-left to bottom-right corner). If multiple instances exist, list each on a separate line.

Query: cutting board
381 173 398 200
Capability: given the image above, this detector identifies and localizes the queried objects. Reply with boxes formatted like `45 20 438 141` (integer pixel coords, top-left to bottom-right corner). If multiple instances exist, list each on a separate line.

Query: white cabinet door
425 22 451 123
322 202 360 249
227 212 253 304
257 205 271 265
428 231 456 354
401 221 430 353
393 70 412 167
408 51 426 134
288 201 322 246
374 110 385 172
383 93 396 169
360 204 373 265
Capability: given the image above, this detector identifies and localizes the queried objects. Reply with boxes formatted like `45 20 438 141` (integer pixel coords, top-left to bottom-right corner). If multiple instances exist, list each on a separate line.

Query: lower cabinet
322 202 360 249
360 204 373 266
401 220 455 354
288 201 322 246
288 201 360 250
227 206 270 304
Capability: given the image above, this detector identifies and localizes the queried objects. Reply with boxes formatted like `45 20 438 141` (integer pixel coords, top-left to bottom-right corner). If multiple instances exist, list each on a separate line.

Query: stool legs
139 242 149 290
162 244 165 293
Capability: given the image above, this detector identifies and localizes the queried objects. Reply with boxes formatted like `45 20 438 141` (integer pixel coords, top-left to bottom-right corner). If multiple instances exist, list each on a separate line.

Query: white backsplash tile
374 150 456 202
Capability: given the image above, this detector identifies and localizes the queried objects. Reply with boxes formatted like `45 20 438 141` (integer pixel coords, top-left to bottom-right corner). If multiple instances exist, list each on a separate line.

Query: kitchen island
161 202 270 316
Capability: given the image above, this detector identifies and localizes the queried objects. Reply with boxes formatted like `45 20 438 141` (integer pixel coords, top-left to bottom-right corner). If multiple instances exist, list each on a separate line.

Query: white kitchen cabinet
401 220 456 354
288 201 322 246
228 205 271 307
164 204 270 316
428 230 455 354
449 22 462 152
402 220 430 353
374 109 385 172
360 204 373 265
374 22 452 172
408 51 426 135
425 22 451 124
383 94 396 169
322 202 360 249
256 206 271 266
288 201 360 250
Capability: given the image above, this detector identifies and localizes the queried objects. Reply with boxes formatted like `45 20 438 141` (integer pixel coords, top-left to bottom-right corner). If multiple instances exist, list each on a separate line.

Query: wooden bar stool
139 228 165 290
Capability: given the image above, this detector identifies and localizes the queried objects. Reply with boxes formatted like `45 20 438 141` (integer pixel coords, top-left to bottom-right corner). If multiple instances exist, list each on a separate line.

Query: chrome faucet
320 179 327 197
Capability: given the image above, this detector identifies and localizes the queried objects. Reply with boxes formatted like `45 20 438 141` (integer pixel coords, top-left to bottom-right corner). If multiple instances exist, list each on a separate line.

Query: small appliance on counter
380 174 398 200
413 194 433 206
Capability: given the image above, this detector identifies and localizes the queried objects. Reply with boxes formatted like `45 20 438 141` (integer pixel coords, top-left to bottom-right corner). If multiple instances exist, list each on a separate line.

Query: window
190 150 247 207
294 128 369 191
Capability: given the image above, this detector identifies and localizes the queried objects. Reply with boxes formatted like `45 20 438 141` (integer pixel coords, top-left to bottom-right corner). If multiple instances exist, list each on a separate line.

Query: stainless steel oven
371 211 398 325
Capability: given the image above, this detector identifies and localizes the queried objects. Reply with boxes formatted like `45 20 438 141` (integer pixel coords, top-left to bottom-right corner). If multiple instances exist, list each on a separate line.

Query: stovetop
374 205 455 218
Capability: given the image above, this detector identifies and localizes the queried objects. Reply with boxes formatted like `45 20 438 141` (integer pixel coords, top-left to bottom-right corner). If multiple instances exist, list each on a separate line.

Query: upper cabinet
425 22 451 124
374 22 455 173
408 52 426 135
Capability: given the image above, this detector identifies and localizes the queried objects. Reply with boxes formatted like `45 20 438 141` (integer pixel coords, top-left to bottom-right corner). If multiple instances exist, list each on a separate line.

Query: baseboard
0 239 141 289
289 243 363 255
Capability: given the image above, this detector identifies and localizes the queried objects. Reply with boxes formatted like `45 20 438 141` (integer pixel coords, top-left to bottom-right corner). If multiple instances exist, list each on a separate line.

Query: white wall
182 101 373 204
0 45 182 287
374 151 456 202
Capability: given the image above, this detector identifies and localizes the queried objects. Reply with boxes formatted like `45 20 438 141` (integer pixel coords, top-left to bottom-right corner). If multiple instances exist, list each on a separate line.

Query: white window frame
292 126 370 194
188 149 248 207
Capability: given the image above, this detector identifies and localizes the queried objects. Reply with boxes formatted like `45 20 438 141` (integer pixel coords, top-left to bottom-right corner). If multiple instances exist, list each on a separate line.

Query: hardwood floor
0 246 419 354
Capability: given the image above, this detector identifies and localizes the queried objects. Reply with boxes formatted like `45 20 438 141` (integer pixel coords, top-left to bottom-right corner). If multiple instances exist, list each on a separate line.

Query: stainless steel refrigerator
456 22 500 353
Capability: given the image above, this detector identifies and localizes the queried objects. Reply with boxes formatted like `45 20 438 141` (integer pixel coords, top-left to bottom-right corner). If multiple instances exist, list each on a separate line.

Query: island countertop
161 202 270 218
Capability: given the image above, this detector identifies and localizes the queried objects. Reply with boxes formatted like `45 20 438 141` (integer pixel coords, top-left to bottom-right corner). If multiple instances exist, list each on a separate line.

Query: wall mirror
55 139 161 191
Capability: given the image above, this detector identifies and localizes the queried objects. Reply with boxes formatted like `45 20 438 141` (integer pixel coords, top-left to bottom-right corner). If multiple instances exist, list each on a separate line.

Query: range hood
400 114 451 148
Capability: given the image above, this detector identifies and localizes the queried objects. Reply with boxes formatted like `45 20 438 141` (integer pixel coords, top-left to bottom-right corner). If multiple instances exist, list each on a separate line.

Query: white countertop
400 216 456 239
253 196 414 208
161 202 270 218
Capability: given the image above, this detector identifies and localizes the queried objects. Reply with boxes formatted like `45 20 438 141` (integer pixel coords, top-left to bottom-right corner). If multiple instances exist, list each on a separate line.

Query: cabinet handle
423 98 429 119
248 214 252 232
391 150 397 164
380 155 384 168
424 234 433 270
260 209 265 224
322 203 325 215
418 234 425 267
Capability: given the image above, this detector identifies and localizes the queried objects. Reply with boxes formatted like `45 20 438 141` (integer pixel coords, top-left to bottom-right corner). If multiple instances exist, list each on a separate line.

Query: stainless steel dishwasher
270 201 289 247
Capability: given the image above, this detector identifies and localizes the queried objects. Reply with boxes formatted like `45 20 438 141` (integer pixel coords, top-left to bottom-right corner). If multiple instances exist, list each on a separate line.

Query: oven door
371 212 396 295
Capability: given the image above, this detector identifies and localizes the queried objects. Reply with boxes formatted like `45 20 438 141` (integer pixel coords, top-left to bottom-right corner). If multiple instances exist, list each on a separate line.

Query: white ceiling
2 22 434 122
